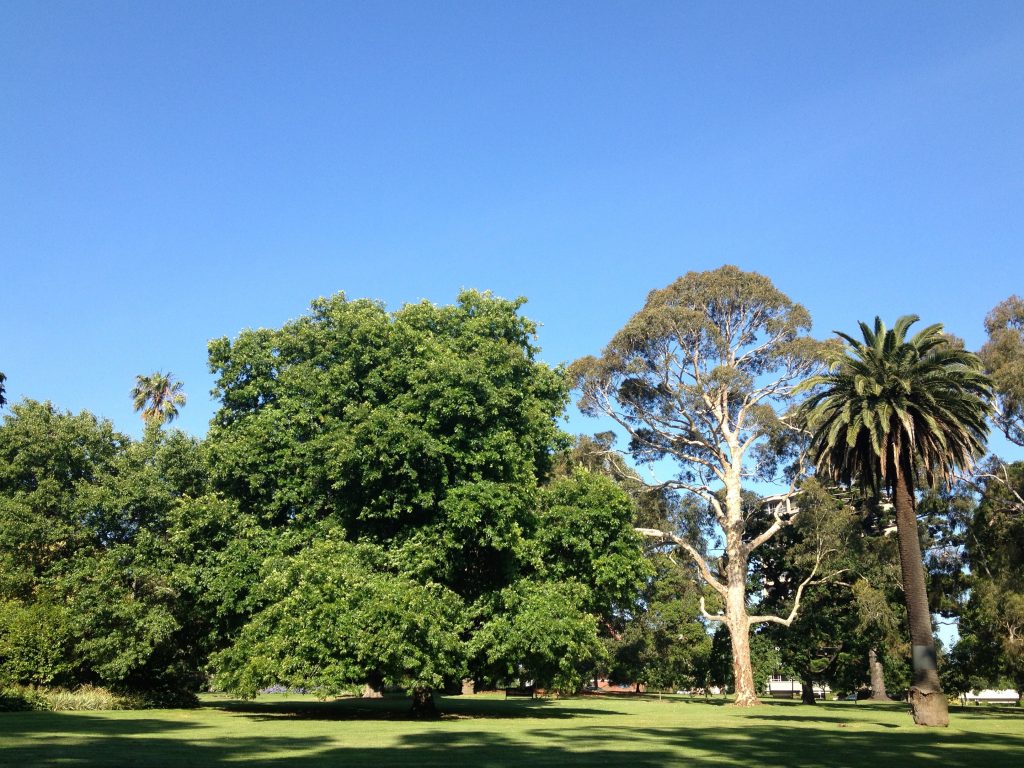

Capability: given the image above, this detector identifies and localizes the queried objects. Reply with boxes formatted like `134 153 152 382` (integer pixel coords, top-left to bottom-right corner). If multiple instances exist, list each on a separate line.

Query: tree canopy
205 291 646 709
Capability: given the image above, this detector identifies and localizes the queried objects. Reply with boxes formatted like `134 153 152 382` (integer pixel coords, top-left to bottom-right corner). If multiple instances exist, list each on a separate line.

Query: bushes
0 684 196 711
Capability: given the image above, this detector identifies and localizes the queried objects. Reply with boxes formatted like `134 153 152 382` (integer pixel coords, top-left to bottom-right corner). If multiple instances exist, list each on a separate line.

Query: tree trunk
892 454 949 727
726 570 759 706
801 677 817 705
362 670 384 698
410 687 437 717
868 647 889 701
725 476 760 707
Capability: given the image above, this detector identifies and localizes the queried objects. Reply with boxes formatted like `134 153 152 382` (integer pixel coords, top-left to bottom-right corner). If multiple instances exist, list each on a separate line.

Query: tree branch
636 527 728 597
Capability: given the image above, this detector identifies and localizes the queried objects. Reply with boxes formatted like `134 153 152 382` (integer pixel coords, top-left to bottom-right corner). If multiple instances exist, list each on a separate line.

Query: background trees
570 266 830 706
800 316 992 726
0 401 213 702
953 462 1024 695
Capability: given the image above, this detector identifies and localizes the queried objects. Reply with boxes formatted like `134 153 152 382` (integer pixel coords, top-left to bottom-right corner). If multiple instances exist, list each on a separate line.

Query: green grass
1 693 1022 767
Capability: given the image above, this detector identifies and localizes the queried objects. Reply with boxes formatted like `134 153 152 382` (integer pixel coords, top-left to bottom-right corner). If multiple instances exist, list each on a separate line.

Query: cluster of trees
1 271 1021 727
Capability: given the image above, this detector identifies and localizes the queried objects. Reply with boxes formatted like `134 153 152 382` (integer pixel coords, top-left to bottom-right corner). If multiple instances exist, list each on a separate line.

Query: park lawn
1 693 1023 767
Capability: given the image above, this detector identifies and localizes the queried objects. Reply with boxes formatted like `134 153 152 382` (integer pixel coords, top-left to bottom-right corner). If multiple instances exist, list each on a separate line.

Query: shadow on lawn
950 705 1024 719
205 694 627 721
3 700 1023 767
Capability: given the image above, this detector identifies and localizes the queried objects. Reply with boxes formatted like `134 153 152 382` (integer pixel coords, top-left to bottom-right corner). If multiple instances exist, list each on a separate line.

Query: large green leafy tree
206 291 645 711
799 316 992 726
570 266 830 707
131 371 187 428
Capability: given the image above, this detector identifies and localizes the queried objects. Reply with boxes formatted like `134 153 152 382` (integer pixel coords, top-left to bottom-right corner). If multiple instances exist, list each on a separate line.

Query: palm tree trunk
892 453 949 726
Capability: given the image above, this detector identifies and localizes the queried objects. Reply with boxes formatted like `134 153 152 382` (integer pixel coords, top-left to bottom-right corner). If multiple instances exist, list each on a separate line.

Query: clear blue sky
3 1 1023 455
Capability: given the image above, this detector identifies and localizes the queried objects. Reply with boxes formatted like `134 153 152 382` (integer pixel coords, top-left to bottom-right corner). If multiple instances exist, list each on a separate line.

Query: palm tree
132 371 187 427
799 316 992 726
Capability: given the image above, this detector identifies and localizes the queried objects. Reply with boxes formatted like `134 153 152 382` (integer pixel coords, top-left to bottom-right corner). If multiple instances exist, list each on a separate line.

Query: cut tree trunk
868 648 890 701
892 453 949 727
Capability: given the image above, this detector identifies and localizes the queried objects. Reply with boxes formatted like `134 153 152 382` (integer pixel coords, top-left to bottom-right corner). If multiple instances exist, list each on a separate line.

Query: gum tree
979 296 1024 447
570 266 829 706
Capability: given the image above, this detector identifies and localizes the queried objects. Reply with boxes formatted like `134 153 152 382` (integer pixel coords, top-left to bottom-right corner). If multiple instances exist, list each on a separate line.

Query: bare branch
748 550 841 628
636 527 728 597
744 487 801 556
698 595 727 623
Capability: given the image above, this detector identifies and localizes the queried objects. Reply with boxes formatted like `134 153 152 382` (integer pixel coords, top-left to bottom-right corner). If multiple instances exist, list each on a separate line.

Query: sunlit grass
1 692 1022 767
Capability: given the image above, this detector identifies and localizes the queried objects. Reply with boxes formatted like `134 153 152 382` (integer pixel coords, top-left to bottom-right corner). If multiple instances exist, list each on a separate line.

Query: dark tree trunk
801 677 817 705
892 453 949 726
868 648 890 701
410 687 437 717
362 670 384 699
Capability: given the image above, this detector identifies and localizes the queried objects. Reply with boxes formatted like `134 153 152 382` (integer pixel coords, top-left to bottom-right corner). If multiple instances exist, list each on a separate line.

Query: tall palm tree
132 371 187 427
799 316 991 726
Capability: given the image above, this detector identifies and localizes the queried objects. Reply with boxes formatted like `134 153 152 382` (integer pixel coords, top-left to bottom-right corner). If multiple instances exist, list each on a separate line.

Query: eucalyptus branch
636 527 728 597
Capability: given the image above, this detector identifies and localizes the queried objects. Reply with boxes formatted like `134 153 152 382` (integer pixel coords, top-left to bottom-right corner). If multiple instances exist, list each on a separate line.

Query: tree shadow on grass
204 695 627 722
950 705 1024 719
3 712 1024 768
742 713 902 728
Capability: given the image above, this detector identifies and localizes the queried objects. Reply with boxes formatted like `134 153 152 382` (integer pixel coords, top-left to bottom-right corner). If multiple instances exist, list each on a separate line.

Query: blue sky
2 1 1023 461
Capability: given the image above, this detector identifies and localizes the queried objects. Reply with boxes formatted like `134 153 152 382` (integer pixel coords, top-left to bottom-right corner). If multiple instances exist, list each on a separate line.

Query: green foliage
979 296 1024 446
131 371 187 427
206 291 636 702
0 684 167 711
0 599 74 686
799 315 992 491
606 553 712 692
956 462 1024 691
207 291 566 536
212 537 466 698
470 580 605 692
570 266 827 480
0 401 215 697
534 469 651 616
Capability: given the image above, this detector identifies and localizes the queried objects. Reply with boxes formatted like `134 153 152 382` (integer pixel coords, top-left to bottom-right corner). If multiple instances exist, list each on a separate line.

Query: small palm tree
132 371 187 427
799 316 991 726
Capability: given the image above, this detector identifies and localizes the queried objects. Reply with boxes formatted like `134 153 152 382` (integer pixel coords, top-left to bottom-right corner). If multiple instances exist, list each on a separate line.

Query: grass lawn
1 693 1023 767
